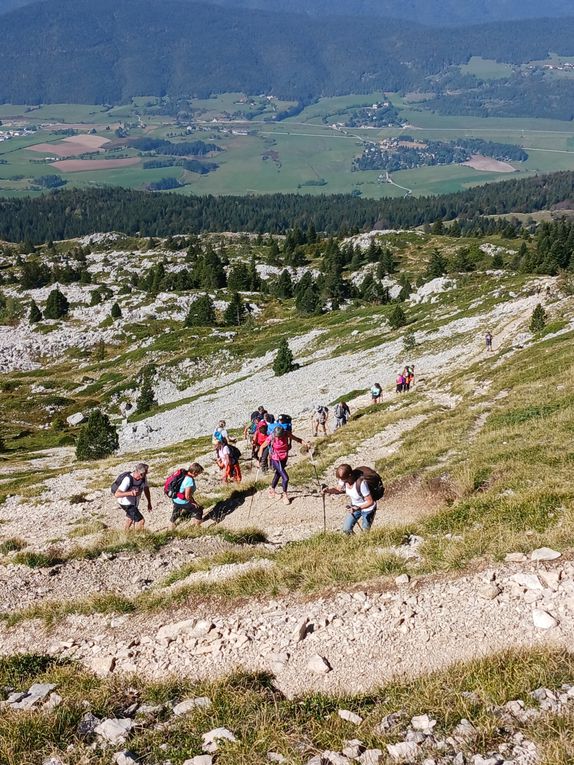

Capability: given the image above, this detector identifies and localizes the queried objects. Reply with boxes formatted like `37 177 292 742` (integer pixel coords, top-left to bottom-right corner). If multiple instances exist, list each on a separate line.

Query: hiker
395 373 405 394
334 401 350 429
323 463 384 534
485 332 493 351
260 414 308 505
371 383 382 404
257 412 276 472
312 404 329 437
252 417 269 472
213 419 235 448
403 365 415 392
169 462 204 530
216 437 242 483
243 405 266 441
114 462 152 531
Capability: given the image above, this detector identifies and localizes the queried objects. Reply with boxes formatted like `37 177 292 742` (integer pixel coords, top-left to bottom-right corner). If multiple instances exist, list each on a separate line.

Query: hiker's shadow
203 487 256 524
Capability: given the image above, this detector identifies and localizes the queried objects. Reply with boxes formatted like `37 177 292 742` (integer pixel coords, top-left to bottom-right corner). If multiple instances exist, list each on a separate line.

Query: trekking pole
309 446 326 534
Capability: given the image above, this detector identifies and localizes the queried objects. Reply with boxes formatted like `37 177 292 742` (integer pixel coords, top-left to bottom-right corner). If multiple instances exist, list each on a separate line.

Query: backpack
228 444 242 463
334 403 344 419
315 406 328 423
164 468 187 498
111 471 132 496
277 414 292 431
355 465 385 502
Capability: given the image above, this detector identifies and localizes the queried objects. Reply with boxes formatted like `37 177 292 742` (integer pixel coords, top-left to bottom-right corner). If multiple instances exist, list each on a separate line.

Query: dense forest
0 171 572 243
1 0 573 25
1 0 574 105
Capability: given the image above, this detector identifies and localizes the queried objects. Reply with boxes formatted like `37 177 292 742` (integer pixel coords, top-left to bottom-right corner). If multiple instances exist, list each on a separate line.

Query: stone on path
94 718 133 745
532 609 559 630
90 656 116 676
183 756 213 765
307 654 332 674
358 750 383 765
505 552 527 563
478 584 501 600
323 752 352 765
338 709 363 725
531 547 561 561
411 713 436 733
395 574 410 586
8 683 56 710
114 753 138 765
510 573 543 590
156 619 197 642
201 727 237 752
173 697 212 716
387 741 419 761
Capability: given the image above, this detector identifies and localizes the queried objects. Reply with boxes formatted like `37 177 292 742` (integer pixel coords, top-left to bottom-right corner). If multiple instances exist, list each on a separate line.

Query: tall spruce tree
529 303 546 333
273 338 295 376
29 299 42 324
44 288 69 320
75 409 119 461
223 292 246 326
184 293 216 327
389 304 407 330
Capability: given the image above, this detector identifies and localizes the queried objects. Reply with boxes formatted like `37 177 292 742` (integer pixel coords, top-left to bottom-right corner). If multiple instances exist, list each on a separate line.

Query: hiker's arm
354 492 373 509
114 489 138 498
143 485 152 511
258 438 270 458
323 486 343 495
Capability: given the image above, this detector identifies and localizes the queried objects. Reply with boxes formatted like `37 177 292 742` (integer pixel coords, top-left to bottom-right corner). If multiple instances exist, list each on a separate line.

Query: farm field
0 95 573 197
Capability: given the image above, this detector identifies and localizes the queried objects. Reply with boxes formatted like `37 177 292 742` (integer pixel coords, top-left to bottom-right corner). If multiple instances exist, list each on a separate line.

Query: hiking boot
282 493 291 505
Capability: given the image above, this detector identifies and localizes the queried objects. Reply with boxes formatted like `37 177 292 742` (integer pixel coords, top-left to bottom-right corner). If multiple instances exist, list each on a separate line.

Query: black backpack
355 465 385 502
228 444 242 463
111 471 132 495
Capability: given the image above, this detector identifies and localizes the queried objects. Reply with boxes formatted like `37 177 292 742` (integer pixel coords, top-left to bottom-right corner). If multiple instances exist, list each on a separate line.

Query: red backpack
164 468 187 498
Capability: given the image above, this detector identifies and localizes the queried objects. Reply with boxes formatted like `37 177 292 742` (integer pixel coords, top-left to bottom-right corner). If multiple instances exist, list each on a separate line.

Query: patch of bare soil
461 154 517 173
51 158 140 172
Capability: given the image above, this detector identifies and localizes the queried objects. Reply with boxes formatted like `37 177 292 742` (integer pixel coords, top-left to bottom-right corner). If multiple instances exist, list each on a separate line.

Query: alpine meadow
1 2 574 765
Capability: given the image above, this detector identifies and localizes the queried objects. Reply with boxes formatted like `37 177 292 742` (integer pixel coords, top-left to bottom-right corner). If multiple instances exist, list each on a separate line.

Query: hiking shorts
171 501 203 523
123 504 144 523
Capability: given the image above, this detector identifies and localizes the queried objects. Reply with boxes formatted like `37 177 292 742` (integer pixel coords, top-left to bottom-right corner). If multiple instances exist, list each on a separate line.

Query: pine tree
273 338 295 376
398 275 412 302
75 409 119 461
44 288 69 320
29 299 42 324
425 249 447 280
227 262 251 291
136 371 156 414
184 293 216 327
110 302 122 320
529 303 546 333
275 269 293 299
223 291 246 326
389 304 407 330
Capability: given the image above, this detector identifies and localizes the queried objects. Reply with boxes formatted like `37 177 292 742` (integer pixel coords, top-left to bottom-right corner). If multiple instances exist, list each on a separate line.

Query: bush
529 303 546 333
28 300 42 324
75 409 119 461
273 338 295 376
110 302 122 319
403 331 416 352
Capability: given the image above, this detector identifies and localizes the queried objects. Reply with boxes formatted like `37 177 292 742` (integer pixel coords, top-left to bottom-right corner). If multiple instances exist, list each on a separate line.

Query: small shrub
75 409 118 461
403 331 416 352
0 537 26 555
530 303 547 333
389 304 407 330
273 338 295 376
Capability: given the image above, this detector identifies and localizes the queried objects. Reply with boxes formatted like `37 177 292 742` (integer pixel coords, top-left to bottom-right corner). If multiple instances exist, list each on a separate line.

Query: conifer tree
184 293 216 327
75 409 119 461
529 303 546 333
273 338 295 376
110 302 122 320
425 249 447 280
389 304 407 330
223 291 246 326
136 371 156 414
29 299 42 324
275 269 293 299
44 288 69 320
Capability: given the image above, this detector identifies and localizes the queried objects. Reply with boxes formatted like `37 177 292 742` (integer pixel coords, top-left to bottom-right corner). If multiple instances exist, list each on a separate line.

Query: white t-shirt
117 474 148 507
338 478 375 511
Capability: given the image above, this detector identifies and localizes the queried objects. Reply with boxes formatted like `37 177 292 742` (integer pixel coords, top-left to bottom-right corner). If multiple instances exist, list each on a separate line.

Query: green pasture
459 56 515 80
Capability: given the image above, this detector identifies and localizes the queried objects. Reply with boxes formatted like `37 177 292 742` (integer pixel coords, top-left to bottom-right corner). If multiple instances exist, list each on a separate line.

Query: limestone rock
532 609 559 630
307 654 332 674
387 741 419 761
342 740 365 759
510 573 543 590
411 713 437 733
8 683 56 710
323 752 352 765
66 412 85 426
156 619 197 642
90 655 116 676
183 756 213 765
505 552 527 563
358 750 383 765
531 547 561 561
395 574 410 586
478 584 501 600
94 718 133 745
267 753 287 763
114 752 138 765
201 727 237 752
338 709 363 725
173 697 212 716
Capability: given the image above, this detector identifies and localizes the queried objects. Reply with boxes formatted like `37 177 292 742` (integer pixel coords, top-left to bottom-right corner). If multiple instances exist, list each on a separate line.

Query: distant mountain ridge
1 0 574 104
1 0 574 24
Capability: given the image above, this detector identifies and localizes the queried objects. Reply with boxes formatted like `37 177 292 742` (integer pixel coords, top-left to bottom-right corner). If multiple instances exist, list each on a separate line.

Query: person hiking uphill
334 401 350 429
260 414 308 505
396 373 405 394
169 462 204 530
252 417 269 472
114 462 152 531
371 383 382 404
312 404 329 437
485 332 493 352
323 463 384 534
403 365 415 392
216 437 242 483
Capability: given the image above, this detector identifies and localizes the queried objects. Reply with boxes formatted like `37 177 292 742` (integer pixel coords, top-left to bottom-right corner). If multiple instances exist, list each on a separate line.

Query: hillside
1 0 574 104
1 219 574 763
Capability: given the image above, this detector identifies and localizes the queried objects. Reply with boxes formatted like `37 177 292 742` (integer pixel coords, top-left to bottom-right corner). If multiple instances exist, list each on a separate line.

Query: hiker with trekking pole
322 463 384 534
259 414 310 505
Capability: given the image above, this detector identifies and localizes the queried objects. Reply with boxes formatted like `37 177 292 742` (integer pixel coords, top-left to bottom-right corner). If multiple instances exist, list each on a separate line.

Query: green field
459 56 515 80
1 94 574 198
